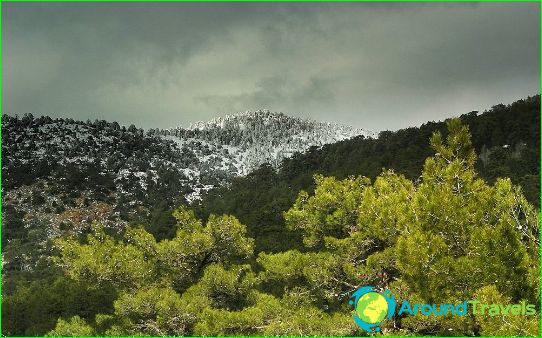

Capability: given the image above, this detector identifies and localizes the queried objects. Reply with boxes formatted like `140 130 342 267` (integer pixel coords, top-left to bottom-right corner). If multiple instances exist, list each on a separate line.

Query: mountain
3 97 538 256
1 111 370 246
193 95 540 253
152 110 375 201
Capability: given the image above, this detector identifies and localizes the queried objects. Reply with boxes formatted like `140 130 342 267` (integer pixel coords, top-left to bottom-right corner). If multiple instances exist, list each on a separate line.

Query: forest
193 96 540 253
2 115 539 336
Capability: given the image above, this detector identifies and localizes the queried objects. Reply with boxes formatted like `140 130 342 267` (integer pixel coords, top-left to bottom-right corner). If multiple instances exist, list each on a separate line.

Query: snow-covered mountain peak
185 109 374 138
158 110 376 201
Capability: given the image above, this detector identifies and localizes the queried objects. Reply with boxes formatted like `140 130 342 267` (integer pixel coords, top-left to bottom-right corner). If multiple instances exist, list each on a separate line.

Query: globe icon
356 292 388 324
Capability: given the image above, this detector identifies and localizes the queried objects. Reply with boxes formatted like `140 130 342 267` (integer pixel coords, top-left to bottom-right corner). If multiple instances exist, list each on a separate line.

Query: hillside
153 110 374 200
1 115 189 236
193 95 540 253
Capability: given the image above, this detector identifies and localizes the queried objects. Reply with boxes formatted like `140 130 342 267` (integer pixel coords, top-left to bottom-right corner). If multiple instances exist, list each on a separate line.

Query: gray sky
2 2 540 131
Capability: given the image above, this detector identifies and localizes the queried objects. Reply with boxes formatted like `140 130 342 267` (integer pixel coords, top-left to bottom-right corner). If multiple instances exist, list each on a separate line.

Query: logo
348 286 396 332
349 285 537 332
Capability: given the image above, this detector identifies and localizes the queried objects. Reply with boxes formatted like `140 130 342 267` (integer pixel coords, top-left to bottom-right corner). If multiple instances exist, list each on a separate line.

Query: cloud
196 75 335 116
2 2 539 131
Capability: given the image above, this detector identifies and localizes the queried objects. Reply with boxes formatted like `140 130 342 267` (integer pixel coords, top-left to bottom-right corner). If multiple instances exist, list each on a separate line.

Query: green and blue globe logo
349 286 396 332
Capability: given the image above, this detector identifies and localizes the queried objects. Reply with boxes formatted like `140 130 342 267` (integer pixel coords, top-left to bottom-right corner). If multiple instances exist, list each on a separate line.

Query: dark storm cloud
2 2 539 131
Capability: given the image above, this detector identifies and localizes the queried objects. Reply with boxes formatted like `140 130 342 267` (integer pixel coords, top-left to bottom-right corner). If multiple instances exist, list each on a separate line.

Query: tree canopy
11 119 535 336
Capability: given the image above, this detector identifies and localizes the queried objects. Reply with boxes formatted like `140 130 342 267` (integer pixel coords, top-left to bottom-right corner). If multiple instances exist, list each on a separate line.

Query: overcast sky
2 2 540 131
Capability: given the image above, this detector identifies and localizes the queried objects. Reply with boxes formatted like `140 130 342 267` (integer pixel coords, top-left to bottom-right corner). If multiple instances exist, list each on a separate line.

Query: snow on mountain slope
4 111 376 205
157 110 376 200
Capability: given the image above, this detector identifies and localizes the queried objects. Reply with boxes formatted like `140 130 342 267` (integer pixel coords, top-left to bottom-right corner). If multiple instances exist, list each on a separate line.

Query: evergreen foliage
4 119 537 336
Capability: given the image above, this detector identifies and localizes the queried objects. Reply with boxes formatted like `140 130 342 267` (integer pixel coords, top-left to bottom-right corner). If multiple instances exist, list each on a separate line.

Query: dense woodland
194 96 540 253
1 96 540 336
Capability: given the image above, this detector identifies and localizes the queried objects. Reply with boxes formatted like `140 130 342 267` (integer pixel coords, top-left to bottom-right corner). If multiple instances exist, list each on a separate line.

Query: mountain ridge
1 110 372 242
151 110 375 200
